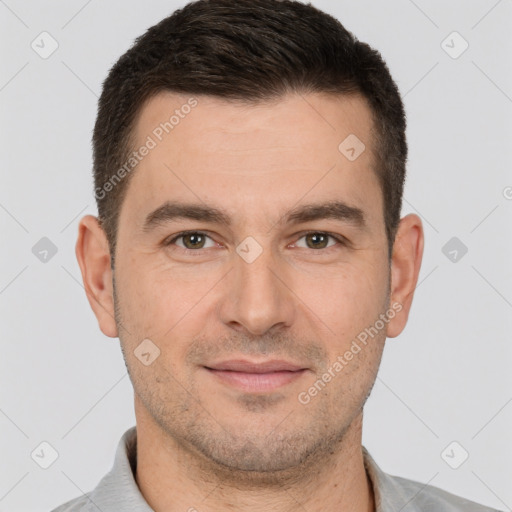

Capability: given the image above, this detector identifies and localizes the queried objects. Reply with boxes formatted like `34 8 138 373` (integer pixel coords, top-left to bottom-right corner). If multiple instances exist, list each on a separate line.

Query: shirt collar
87 426 420 512
362 445 422 512
84 426 153 512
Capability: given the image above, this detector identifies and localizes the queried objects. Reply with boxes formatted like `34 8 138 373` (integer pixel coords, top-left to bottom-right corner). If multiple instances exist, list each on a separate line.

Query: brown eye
294 232 341 250
305 232 330 249
181 233 206 249
165 231 216 250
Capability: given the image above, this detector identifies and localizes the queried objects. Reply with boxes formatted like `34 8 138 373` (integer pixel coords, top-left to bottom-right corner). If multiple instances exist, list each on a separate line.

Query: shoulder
387 473 503 512
50 495 94 512
362 446 503 512
50 426 148 512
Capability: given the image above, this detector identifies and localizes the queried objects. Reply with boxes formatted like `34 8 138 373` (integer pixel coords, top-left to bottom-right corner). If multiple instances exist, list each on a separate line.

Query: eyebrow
142 200 366 233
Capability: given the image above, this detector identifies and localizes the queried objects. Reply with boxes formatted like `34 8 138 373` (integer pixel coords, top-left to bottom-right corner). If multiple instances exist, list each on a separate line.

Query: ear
75 215 118 338
386 213 424 338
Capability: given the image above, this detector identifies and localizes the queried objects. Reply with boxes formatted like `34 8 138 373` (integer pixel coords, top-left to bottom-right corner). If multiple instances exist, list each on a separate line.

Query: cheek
296 258 389 337
116 259 220 352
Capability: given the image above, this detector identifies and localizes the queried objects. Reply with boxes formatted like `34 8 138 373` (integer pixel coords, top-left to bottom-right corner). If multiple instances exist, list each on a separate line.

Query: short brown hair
93 0 407 265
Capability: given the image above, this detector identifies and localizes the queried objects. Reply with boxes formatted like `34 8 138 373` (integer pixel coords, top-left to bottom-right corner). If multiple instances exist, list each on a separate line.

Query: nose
217 241 296 337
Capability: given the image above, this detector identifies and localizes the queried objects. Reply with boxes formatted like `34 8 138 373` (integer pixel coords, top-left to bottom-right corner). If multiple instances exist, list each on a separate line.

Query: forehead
133 91 374 162
120 90 382 232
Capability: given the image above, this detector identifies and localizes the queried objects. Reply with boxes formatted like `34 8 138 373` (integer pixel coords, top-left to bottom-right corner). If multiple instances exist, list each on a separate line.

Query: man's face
112 91 393 474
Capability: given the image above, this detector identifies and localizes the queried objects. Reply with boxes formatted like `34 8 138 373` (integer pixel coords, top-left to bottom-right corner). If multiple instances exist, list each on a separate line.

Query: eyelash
163 230 347 254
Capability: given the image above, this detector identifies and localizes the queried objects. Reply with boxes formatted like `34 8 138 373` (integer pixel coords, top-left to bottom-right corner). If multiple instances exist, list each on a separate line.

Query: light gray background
1 1 511 511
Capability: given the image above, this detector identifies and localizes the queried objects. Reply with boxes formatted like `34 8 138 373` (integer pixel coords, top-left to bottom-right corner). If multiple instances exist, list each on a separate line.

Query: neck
134 409 375 512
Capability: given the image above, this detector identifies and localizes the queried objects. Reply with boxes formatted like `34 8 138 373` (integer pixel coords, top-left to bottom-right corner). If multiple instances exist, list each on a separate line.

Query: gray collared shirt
51 426 502 512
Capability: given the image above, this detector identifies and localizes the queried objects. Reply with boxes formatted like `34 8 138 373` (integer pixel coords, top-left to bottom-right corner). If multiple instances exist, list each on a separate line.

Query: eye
163 230 346 253
165 231 217 250
293 231 345 250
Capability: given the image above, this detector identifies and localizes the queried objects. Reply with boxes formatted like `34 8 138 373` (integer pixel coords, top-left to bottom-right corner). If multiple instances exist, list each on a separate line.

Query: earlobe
75 215 119 338
386 214 424 338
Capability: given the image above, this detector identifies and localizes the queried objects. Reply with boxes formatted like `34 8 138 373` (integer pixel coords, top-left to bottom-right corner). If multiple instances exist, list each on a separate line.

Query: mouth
203 359 308 393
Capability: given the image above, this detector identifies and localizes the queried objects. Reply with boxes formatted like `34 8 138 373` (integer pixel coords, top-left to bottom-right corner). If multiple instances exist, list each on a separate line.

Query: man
52 0 501 510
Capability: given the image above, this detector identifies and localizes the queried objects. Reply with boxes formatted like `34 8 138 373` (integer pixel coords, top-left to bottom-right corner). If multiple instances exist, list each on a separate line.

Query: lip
203 359 308 393
205 359 306 373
